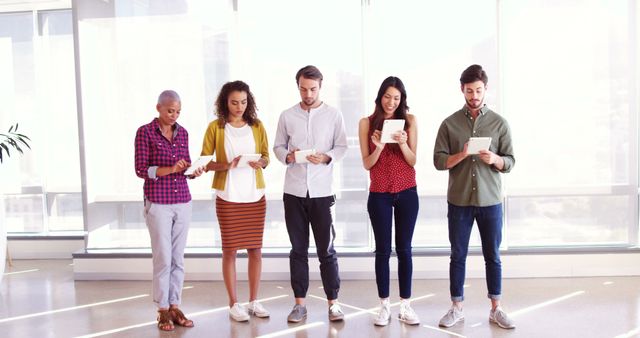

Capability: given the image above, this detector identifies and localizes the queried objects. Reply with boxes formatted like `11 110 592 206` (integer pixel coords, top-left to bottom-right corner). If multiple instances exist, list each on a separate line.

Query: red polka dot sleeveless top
368 117 417 193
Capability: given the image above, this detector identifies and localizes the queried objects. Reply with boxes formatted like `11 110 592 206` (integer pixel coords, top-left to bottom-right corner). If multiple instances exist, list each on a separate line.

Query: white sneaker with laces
247 300 270 318
439 305 464 327
328 303 345 321
398 299 420 325
489 306 515 329
374 299 391 326
229 303 249 322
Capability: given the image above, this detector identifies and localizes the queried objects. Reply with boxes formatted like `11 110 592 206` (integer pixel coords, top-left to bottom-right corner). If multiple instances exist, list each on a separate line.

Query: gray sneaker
438 306 464 328
489 307 515 329
287 304 307 323
328 303 344 321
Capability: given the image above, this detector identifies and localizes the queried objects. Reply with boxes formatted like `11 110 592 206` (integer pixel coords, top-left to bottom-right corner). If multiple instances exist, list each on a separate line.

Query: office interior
0 0 639 337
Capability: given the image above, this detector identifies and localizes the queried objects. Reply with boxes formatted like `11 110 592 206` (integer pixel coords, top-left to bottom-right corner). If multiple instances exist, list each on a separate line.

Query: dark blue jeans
448 202 503 301
368 187 419 299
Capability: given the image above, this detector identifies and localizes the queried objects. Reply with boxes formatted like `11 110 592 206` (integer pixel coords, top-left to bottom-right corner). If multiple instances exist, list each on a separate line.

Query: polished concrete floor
1 260 639 338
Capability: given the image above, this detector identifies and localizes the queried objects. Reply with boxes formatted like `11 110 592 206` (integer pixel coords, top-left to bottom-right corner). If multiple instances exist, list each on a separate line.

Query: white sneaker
489 306 515 329
439 305 464 327
229 303 249 322
328 303 344 321
247 300 270 318
398 299 420 325
374 299 391 326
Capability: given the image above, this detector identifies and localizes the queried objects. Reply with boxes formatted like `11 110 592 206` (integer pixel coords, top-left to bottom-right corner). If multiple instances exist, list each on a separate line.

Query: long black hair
368 76 409 152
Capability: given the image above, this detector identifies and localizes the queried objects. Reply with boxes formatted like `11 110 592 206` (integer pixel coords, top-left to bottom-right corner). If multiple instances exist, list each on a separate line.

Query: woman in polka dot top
358 76 420 327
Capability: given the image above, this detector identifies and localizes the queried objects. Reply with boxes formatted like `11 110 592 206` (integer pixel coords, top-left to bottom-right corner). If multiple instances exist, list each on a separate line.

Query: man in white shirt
273 65 348 323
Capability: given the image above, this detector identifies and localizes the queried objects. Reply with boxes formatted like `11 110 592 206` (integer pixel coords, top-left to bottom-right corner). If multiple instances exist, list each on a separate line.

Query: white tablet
184 155 213 175
380 119 406 143
237 154 261 168
467 137 492 155
294 149 316 163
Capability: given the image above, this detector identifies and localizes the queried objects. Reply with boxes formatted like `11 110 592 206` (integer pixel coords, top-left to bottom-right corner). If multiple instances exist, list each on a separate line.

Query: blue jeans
368 187 419 299
448 202 502 301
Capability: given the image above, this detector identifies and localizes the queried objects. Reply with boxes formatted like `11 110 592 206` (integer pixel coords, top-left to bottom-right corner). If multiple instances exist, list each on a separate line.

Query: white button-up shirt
273 102 348 198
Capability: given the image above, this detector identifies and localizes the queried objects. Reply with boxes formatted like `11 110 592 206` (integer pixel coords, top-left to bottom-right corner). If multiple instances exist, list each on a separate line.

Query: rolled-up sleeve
325 111 347 163
273 112 290 165
433 121 451 171
134 127 151 179
495 121 515 173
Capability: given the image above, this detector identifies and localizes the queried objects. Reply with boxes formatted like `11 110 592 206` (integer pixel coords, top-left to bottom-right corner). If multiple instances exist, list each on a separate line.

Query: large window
501 0 638 247
4 0 638 252
0 9 82 234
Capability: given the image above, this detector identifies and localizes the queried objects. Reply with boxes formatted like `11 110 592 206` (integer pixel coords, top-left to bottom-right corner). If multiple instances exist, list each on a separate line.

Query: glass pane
236 0 368 248
76 0 234 249
502 0 632 188
2 194 44 233
1 10 82 233
501 0 637 246
507 195 632 246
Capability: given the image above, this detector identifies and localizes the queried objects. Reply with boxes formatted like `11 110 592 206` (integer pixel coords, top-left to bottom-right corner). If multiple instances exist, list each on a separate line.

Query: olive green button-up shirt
433 105 515 207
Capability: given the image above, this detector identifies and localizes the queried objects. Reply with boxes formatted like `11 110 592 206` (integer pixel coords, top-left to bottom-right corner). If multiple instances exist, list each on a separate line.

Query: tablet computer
380 119 406 143
294 149 316 163
237 154 261 168
184 155 213 175
467 137 492 155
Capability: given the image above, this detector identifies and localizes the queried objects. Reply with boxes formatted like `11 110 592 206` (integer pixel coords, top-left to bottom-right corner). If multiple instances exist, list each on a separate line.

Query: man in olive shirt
433 64 515 330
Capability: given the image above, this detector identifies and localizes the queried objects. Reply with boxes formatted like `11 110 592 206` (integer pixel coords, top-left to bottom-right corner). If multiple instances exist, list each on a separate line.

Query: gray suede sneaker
287 304 307 323
489 307 515 329
439 306 464 328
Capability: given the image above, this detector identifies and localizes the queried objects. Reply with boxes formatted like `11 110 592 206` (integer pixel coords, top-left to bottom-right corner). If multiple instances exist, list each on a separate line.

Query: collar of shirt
296 102 325 114
463 104 489 118
152 118 181 139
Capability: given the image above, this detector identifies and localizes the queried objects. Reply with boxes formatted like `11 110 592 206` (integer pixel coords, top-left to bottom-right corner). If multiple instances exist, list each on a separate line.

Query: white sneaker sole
287 314 307 323
398 315 420 325
248 309 270 318
229 314 249 322
489 317 515 329
439 317 464 328
374 316 390 326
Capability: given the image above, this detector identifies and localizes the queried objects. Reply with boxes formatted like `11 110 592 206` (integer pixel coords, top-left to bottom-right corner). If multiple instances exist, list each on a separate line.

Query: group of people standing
134 64 515 332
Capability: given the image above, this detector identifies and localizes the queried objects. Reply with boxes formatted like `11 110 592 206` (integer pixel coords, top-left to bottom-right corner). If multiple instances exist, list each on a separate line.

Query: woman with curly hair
200 80 270 322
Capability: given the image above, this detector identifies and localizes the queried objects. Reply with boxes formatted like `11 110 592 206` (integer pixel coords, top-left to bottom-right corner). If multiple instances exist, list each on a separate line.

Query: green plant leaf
18 137 31 149
1 143 9 157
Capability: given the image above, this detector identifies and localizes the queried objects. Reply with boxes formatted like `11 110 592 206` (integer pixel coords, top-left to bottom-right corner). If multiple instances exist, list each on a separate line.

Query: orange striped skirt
216 196 266 251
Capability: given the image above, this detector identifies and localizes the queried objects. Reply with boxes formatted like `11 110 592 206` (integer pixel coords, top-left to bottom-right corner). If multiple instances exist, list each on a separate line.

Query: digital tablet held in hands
380 119 406 143
467 137 492 155
294 149 316 163
183 155 213 175
237 154 261 168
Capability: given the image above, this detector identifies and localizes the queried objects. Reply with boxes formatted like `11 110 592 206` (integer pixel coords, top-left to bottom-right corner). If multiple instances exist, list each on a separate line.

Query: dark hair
460 64 488 86
295 65 323 86
369 76 409 153
215 80 259 127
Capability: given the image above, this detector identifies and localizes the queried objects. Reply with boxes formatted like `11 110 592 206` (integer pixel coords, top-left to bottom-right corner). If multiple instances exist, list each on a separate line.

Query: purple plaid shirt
135 118 192 204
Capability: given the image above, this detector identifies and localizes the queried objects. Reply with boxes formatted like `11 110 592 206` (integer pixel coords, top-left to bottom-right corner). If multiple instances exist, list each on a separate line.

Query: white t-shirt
215 123 265 202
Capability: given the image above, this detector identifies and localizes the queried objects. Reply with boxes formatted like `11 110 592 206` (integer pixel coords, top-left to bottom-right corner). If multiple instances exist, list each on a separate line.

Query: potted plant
1 123 31 282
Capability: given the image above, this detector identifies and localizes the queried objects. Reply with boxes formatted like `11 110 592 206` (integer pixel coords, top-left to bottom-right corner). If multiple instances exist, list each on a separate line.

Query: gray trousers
144 200 192 308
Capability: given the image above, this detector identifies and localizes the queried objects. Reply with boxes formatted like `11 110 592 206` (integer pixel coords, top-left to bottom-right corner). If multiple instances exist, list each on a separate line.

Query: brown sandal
157 309 175 331
169 307 194 327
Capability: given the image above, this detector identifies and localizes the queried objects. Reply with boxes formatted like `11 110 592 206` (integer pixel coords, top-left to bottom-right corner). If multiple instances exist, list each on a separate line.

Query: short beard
303 98 317 107
466 98 483 109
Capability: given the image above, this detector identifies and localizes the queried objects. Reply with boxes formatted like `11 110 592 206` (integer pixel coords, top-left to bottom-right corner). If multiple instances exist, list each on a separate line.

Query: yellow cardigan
200 119 270 190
